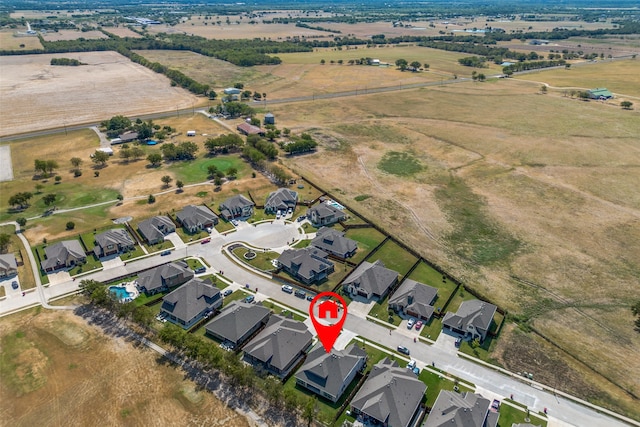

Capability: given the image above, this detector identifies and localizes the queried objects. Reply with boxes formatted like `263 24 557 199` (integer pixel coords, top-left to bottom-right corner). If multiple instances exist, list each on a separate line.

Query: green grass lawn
222 290 250 308
143 239 174 254
185 258 204 271
497 403 547 427
68 254 102 276
341 209 368 226
247 209 276 223
121 245 146 260
419 317 443 341
261 300 307 321
232 246 278 272
366 239 418 277
378 151 424 177
293 239 311 248
459 335 501 365
343 227 386 264
368 297 402 326
419 369 474 407
134 291 164 307
301 222 319 233
444 287 478 314
168 155 248 184
175 226 208 242
199 274 229 290
215 220 236 233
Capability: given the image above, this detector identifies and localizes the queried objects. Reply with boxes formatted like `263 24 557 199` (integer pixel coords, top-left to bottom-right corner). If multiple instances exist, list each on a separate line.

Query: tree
131 146 145 160
161 175 173 187
147 153 163 167
119 148 133 162
54 175 62 183
395 58 408 71
540 85 548 94
176 180 184 192
621 101 633 110
66 221 75 230
45 160 59 175
214 176 223 186
477 73 486 82
303 397 317 427
103 115 131 131
0 233 10 253
34 183 44 194
16 217 27 227
320 59 325 65
92 150 110 167
226 167 238 179
132 305 155 328
8 192 33 209
409 61 421 71
148 194 156 204
207 164 219 178
42 194 56 206
70 157 82 169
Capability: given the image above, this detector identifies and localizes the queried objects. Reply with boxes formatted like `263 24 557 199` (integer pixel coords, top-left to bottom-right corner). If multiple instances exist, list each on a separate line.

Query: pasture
0 31 43 50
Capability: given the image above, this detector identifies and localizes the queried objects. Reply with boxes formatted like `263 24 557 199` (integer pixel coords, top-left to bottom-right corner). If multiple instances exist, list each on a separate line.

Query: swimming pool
146 140 158 145
109 285 133 301
326 200 345 210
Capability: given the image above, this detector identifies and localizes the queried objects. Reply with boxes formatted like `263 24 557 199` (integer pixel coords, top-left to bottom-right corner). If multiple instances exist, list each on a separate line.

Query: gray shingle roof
389 279 438 319
176 205 218 230
311 227 357 257
343 260 398 297
295 343 366 400
219 194 254 218
351 357 426 427
308 203 345 223
423 391 492 427
442 300 497 335
161 278 221 325
265 188 298 212
41 240 85 270
243 315 312 373
204 300 271 345
277 247 334 283
137 261 193 293
94 229 134 255
0 254 17 273
138 216 175 243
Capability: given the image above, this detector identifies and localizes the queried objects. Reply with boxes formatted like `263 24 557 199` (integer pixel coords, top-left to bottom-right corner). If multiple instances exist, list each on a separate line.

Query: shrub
74 169 82 177
66 221 75 230
148 194 156 204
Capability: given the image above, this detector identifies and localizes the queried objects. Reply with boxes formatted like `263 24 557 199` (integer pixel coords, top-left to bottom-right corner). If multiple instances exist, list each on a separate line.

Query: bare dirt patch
0 308 250 427
0 51 198 136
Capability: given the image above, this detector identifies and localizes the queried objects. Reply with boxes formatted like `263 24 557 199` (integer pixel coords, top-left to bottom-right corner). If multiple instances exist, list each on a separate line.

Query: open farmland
0 308 250 427
0 31 43 50
147 20 328 40
0 51 198 136
274 75 640 418
41 30 108 41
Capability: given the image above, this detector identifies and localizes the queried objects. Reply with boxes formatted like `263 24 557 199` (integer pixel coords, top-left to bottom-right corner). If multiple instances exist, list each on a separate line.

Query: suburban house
311 227 358 259
137 216 176 245
0 254 18 277
389 279 439 321
93 229 135 258
276 247 335 285
423 390 499 427
350 357 426 427
587 88 613 100
342 260 398 301
160 278 222 329
204 300 271 348
243 315 313 379
41 240 86 273
219 194 255 220
442 299 497 343
237 122 264 136
176 205 219 233
307 203 346 227
295 343 367 403
136 261 194 296
264 188 298 214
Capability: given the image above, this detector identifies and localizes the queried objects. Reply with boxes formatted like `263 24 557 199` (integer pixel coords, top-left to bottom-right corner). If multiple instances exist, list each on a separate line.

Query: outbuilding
264 113 275 125
186 130 196 137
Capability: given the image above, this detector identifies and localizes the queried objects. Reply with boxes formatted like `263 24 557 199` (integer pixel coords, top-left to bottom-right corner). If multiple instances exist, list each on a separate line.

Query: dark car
455 338 462 348
160 250 171 256
223 289 233 297
306 295 314 301
397 345 410 355
194 266 206 274
294 289 306 298
11 281 19 290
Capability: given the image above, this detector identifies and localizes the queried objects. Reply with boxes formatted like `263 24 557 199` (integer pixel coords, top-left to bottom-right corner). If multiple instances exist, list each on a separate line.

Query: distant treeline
295 22 342 34
502 59 566 74
50 57 86 66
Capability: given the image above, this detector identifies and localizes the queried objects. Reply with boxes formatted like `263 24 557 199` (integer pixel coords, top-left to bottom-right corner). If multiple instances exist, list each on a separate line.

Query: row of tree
204 134 243 155
50 57 86 66
502 59 566 74
283 134 318 155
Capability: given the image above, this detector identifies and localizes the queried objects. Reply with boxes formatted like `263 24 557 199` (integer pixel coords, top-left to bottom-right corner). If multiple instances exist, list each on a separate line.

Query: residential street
0 219 635 427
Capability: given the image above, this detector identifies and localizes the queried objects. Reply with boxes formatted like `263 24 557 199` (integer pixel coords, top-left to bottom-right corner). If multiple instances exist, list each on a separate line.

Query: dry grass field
41 30 108 42
269 75 639 418
104 26 143 38
0 31 43 50
0 51 198 137
0 307 250 427
148 20 328 40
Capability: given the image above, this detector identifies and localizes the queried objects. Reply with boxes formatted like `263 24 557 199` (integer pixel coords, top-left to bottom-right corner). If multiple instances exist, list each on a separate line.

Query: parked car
282 285 293 294
223 289 233 297
160 250 171 256
194 266 206 274
412 367 420 376
245 295 255 303
201 237 211 244
455 338 462 348
407 360 416 370
306 294 314 301
11 281 19 290
415 321 423 331
287 208 293 215
407 318 416 329
397 346 410 355
294 289 306 299
297 215 306 222
231 219 239 226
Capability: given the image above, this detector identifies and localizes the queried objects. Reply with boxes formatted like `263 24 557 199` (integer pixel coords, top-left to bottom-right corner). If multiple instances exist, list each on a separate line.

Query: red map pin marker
309 292 348 353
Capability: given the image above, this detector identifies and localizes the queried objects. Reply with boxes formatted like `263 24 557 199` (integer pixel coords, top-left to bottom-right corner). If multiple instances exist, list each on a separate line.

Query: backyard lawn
344 227 386 264
366 240 418 277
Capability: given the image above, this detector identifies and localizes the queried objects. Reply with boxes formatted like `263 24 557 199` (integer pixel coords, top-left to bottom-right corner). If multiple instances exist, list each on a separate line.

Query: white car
282 285 293 294
407 360 416 370
407 318 416 329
